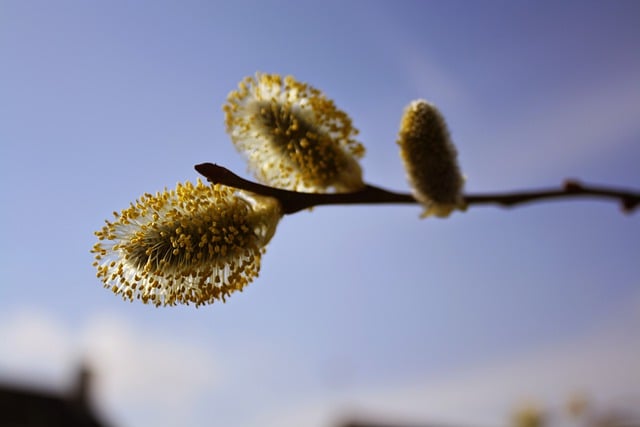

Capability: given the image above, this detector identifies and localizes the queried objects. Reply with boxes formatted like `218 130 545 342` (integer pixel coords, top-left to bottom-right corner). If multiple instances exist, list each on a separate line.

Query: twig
464 180 640 212
194 163 640 215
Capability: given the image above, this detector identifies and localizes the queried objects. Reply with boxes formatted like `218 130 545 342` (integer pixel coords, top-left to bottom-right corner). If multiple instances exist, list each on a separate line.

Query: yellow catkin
397 100 465 218
224 73 365 193
91 180 282 307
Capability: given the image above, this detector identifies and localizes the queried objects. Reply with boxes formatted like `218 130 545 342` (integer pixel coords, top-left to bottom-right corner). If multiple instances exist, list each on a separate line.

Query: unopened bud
397 100 464 217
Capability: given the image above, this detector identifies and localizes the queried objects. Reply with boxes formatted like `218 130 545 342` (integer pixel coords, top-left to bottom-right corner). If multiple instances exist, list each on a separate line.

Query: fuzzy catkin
397 100 464 217
92 180 282 307
224 73 365 193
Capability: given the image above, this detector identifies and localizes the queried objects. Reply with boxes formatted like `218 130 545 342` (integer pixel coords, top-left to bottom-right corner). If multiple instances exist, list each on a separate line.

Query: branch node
563 179 583 192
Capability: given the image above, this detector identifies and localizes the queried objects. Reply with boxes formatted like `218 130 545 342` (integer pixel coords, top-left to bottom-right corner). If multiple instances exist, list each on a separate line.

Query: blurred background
1 1 639 426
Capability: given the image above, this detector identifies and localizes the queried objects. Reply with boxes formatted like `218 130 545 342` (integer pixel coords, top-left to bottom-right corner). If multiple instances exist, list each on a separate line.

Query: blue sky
1 1 639 426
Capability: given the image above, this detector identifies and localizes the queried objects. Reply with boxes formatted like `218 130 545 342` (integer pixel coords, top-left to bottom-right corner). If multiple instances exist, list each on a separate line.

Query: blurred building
0 365 109 427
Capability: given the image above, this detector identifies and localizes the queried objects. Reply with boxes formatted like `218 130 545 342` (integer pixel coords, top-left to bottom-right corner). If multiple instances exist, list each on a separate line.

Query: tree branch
194 163 640 215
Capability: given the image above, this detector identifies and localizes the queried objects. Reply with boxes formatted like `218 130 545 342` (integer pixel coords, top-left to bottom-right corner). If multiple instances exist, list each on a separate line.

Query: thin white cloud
381 16 640 188
256 293 640 427
401 51 470 108
476 69 640 185
360 4 469 108
81 313 217 422
1 296 638 427
0 308 218 427
0 309 75 385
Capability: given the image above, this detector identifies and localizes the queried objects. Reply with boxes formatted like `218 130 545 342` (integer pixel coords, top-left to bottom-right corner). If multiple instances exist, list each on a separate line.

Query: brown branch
464 179 640 212
194 163 415 214
194 163 640 215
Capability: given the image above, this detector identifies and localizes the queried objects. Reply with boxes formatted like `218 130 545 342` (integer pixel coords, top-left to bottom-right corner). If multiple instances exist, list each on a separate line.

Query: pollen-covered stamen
91 180 282 307
397 100 465 218
124 206 254 272
253 99 357 188
224 72 365 193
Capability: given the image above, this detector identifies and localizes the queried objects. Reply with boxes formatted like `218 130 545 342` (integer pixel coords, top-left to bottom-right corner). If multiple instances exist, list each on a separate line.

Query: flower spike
397 100 465 218
224 73 365 192
91 180 282 307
